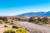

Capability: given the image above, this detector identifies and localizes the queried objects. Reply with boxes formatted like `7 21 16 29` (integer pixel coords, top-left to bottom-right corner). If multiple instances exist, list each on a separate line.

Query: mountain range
17 11 50 16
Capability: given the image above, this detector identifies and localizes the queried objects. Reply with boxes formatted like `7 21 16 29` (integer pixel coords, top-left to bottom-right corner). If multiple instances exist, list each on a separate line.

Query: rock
42 17 48 22
29 17 35 22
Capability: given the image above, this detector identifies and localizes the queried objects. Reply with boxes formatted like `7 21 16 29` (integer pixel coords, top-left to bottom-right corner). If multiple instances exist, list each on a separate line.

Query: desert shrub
16 28 28 33
12 25 20 29
11 22 14 25
45 21 48 24
4 25 8 27
35 20 38 22
37 21 40 23
0 20 3 24
3 29 15 33
43 21 48 24
41 21 43 23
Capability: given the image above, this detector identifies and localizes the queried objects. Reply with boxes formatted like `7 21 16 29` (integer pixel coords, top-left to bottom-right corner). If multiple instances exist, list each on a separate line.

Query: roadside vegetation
29 17 48 24
3 28 28 33
3 25 28 33
16 28 28 33
11 22 14 25
35 20 48 24
1 20 28 33
0 20 3 24
4 25 8 27
12 25 20 29
3 29 15 33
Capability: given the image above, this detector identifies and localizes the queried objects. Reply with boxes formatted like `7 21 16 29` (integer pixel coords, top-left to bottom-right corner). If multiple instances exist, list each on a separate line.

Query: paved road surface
15 22 50 33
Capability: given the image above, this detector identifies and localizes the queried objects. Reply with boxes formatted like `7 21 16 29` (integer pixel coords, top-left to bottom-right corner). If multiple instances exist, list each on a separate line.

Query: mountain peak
17 11 50 16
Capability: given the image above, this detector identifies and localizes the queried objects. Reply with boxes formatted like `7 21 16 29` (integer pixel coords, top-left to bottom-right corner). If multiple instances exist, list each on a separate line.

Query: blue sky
0 0 50 16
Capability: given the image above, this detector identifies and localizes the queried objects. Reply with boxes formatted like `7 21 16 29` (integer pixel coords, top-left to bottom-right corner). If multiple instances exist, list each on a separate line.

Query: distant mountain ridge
17 11 50 16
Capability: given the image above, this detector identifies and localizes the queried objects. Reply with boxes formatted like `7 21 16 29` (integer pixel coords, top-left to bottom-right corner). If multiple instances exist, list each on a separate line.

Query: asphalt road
15 21 50 33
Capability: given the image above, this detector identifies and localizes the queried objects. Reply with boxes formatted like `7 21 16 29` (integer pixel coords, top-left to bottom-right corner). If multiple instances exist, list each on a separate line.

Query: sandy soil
0 24 16 33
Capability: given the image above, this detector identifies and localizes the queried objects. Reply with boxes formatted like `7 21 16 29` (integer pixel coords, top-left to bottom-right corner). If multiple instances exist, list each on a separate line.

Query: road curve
15 22 50 33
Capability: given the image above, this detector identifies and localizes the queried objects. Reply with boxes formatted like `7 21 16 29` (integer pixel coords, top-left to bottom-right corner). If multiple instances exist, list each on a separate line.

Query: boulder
29 17 35 22
42 17 48 22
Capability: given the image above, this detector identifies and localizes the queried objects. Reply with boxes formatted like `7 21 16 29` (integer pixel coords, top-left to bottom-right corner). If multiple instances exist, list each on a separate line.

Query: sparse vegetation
38 21 40 23
16 28 28 33
0 20 3 24
35 20 38 22
3 29 15 33
45 21 48 24
4 25 8 27
3 28 28 33
29 17 50 24
41 21 43 23
11 22 14 25
12 25 20 29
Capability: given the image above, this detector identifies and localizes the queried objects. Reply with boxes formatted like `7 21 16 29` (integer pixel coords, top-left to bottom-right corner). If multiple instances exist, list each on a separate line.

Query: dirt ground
15 22 50 33
0 24 17 33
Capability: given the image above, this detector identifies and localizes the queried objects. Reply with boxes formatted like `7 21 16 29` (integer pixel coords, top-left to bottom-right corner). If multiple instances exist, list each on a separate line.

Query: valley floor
1 21 50 33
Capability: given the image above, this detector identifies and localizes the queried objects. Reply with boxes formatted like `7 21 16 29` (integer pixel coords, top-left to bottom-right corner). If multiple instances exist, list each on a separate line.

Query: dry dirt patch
0 24 16 33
